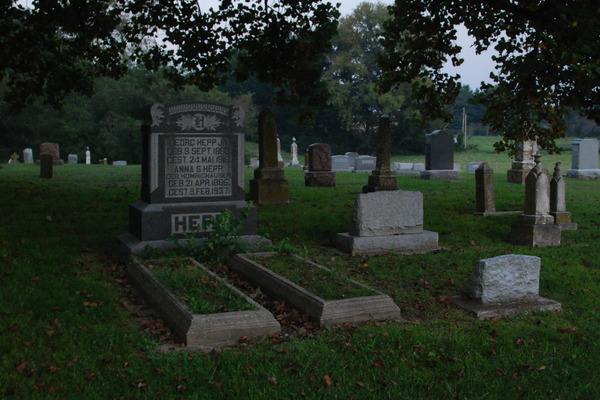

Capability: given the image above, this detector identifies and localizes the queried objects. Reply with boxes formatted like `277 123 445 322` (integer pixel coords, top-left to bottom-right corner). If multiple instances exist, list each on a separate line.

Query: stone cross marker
511 154 561 246
363 117 397 192
118 101 257 255
421 130 459 180
475 163 496 214
305 143 335 187
249 109 289 204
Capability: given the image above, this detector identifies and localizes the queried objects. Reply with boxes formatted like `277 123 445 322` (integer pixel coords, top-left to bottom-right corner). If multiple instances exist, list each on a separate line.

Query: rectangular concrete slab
127 258 279 349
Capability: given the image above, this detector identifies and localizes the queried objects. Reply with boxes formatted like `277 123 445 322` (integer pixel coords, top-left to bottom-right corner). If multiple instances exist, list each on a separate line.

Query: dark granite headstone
117 101 258 255
40 154 53 179
305 143 335 187
363 117 397 192
425 130 454 170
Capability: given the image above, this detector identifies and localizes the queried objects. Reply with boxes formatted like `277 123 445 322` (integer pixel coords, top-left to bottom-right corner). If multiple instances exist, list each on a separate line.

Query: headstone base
249 167 289 205
566 169 600 180
474 210 522 217
550 211 577 231
507 167 532 184
510 223 561 247
451 295 561 320
304 171 335 187
362 173 397 192
116 233 270 262
420 170 460 181
336 231 440 256
128 200 257 242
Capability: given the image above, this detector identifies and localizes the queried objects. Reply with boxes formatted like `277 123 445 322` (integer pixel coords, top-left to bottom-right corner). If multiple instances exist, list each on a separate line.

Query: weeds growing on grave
1 139 599 400
146 258 257 314
167 205 252 264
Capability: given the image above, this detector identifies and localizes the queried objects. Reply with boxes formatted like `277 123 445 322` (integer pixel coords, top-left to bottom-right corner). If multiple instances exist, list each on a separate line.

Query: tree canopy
379 0 600 153
1 0 339 113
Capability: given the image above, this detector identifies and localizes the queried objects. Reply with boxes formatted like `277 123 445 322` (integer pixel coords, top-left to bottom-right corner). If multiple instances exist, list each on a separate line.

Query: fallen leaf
538 365 547 371
495 369 507 376
355 381 365 389
323 375 332 387
15 361 28 373
49 366 60 373
267 376 277 386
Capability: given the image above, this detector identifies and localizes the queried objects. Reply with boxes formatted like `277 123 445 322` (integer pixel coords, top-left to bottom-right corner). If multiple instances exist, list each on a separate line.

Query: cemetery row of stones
104 102 590 348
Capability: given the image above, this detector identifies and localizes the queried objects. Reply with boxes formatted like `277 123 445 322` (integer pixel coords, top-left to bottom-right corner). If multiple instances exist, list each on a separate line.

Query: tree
379 0 600 154
325 1 425 154
1 1 339 113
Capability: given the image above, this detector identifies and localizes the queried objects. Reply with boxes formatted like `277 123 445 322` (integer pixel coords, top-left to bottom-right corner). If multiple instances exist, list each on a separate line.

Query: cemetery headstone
507 139 537 184
68 154 78 164
363 117 397 192
113 160 127 166
305 143 335 187
452 254 561 319
40 154 53 179
475 163 496 215
466 162 482 173
9 152 20 164
249 109 289 204
117 101 259 256
249 157 259 168
289 137 301 167
421 130 459 180
276 135 284 168
550 162 577 230
566 138 600 179
22 148 33 164
345 152 358 169
37 142 64 165
85 146 91 164
331 155 352 172
353 155 376 173
511 153 561 246
336 190 440 255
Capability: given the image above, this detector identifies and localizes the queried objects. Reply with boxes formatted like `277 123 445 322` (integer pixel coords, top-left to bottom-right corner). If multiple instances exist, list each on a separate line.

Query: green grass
146 259 258 314
1 140 599 399
248 253 377 300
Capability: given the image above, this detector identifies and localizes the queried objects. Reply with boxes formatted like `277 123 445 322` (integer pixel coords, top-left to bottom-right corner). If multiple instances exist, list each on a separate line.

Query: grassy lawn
1 138 599 399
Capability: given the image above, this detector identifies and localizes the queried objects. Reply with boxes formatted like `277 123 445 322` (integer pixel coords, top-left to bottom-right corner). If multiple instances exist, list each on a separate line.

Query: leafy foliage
1 0 339 113
380 0 600 154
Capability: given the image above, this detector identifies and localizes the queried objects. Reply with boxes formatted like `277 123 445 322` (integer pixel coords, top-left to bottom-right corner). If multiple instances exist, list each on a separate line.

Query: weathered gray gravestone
421 130 459 180
354 155 376 173
363 117 397 192
117 101 259 256
452 254 561 319
336 191 440 255
289 137 301 167
331 155 352 172
466 162 482 173
305 143 335 187
550 162 577 230
68 154 78 164
474 163 496 215
566 138 600 179
40 154 53 179
511 154 561 247
22 148 33 164
249 109 289 204
507 139 537 184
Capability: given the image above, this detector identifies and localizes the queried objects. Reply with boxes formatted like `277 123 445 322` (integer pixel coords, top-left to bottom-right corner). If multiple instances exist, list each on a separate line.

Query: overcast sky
202 0 497 89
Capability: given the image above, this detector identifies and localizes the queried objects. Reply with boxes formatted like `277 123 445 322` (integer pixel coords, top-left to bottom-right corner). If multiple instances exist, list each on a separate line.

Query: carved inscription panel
164 136 232 199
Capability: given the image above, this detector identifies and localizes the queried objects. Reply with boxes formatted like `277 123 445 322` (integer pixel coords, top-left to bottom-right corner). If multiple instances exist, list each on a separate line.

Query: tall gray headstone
507 139 537 184
475 163 496 214
566 138 600 179
511 154 561 247
23 148 33 164
550 162 576 230
117 101 258 255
